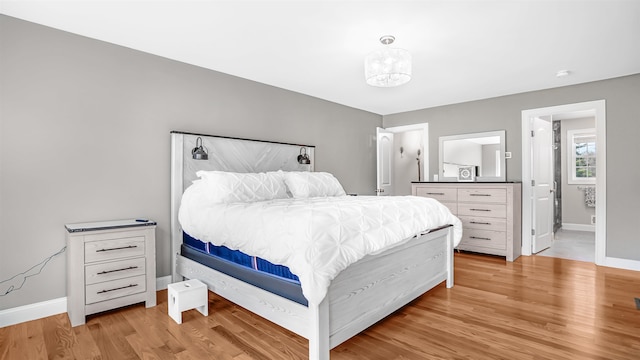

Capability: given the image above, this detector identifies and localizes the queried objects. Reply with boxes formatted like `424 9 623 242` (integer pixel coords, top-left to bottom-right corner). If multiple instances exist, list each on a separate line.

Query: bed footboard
175 226 453 360
326 226 453 349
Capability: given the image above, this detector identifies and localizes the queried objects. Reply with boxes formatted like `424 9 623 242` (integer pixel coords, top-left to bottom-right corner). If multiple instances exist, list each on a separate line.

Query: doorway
537 114 597 262
521 100 606 265
376 123 428 196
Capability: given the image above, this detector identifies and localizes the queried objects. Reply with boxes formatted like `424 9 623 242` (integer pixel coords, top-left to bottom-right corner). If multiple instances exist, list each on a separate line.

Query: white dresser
65 219 157 326
412 182 522 261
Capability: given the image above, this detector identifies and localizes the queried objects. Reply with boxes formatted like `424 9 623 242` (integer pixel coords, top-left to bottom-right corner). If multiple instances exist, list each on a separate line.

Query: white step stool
167 279 208 324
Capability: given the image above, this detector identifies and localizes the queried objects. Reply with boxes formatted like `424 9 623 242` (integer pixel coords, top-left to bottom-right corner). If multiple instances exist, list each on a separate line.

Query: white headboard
169 131 315 281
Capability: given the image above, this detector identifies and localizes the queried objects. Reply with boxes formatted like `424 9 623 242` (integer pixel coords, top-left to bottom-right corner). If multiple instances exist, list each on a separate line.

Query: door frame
521 100 606 265
376 128 394 196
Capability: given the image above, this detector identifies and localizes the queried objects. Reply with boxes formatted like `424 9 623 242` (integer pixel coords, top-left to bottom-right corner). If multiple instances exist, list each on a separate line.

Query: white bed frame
170 132 454 360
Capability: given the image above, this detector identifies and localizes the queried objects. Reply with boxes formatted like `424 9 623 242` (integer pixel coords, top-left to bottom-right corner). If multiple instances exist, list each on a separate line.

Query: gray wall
561 117 596 226
0 15 381 310
384 73 640 261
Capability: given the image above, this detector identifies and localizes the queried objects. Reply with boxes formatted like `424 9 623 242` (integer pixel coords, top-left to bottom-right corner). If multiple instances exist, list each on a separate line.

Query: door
532 116 554 253
376 128 394 196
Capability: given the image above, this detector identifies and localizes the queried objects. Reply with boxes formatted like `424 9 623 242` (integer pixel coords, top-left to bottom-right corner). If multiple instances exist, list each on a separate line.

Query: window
567 128 596 184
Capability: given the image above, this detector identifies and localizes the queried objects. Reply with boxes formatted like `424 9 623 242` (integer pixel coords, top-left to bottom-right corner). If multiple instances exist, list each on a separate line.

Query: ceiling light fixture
556 70 570 77
364 35 412 87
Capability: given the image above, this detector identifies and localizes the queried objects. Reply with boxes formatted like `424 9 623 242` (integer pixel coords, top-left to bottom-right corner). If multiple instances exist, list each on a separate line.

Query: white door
532 116 554 253
376 128 394 196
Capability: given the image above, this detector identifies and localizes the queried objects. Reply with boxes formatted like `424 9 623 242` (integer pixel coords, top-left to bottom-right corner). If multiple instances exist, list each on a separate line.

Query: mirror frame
438 130 506 182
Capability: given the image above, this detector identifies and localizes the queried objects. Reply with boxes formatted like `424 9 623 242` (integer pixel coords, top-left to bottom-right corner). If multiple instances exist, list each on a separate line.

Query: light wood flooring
1 253 639 359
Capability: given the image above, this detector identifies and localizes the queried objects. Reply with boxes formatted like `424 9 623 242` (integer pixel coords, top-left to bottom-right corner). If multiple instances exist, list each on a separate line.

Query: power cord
0 246 67 296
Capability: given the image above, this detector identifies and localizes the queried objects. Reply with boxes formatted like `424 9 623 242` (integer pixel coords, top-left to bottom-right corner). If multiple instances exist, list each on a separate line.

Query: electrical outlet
635 297 640 310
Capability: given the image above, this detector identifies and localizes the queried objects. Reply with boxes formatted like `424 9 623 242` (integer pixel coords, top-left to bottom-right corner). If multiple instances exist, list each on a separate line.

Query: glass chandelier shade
364 36 412 87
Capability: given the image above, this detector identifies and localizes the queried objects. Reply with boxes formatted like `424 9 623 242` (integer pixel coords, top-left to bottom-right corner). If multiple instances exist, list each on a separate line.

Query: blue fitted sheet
181 232 307 306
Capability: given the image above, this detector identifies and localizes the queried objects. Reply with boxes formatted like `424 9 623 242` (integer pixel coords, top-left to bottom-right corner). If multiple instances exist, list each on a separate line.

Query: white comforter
179 191 462 305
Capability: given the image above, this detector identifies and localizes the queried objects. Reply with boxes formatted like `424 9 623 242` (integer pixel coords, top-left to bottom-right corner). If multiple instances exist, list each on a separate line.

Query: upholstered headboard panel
175 132 314 188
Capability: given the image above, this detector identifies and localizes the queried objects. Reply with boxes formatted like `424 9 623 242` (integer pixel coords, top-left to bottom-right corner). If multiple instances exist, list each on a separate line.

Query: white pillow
194 170 289 203
283 172 346 198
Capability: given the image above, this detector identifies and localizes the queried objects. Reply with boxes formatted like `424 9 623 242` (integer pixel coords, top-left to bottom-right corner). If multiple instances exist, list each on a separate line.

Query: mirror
439 130 506 182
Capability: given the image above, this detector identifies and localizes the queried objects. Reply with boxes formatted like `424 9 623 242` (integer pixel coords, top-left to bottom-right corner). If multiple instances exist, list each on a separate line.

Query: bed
170 131 462 360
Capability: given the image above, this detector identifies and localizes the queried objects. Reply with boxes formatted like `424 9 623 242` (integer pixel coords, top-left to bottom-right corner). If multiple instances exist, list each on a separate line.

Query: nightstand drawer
460 229 506 250
85 274 146 304
458 188 506 203
458 203 506 218
414 187 457 202
85 257 146 285
85 237 146 263
459 216 506 231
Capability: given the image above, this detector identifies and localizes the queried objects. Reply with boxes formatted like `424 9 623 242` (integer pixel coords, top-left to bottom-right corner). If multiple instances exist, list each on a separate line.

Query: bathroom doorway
537 113 597 262
521 100 606 265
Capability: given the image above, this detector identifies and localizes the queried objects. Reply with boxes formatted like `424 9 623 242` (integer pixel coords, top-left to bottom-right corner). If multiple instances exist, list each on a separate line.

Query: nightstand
65 219 157 327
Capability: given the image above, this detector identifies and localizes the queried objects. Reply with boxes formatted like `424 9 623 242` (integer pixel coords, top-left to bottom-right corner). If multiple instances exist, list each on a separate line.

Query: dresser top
65 219 157 233
412 181 522 184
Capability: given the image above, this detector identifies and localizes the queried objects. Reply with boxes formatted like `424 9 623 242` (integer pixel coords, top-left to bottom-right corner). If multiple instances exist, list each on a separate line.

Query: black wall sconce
192 137 208 160
297 147 311 164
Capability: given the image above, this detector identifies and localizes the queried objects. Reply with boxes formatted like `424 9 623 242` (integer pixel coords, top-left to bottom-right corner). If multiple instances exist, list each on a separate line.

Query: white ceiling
2 1 639 115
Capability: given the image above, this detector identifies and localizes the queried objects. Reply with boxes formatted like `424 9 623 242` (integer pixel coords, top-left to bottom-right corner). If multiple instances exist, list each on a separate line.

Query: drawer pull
470 193 491 197
470 236 492 241
470 221 491 225
96 245 138 252
470 208 491 212
426 192 445 195
97 283 138 294
97 266 139 275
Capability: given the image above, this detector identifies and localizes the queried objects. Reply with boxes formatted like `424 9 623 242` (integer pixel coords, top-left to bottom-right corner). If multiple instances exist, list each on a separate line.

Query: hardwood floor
1 253 639 359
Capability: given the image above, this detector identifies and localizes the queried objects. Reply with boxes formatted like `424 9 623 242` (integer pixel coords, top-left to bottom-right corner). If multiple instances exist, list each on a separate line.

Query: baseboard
156 275 172 290
1 276 173 328
561 223 595 232
0 297 67 328
603 256 640 271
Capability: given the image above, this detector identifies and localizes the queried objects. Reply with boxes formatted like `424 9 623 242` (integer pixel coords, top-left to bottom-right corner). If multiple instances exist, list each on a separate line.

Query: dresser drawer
85 236 146 263
460 229 506 250
458 188 506 203
441 202 457 215
414 187 457 202
458 203 506 218
85 274 146 304
459 216 506 232
85 257 146 285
